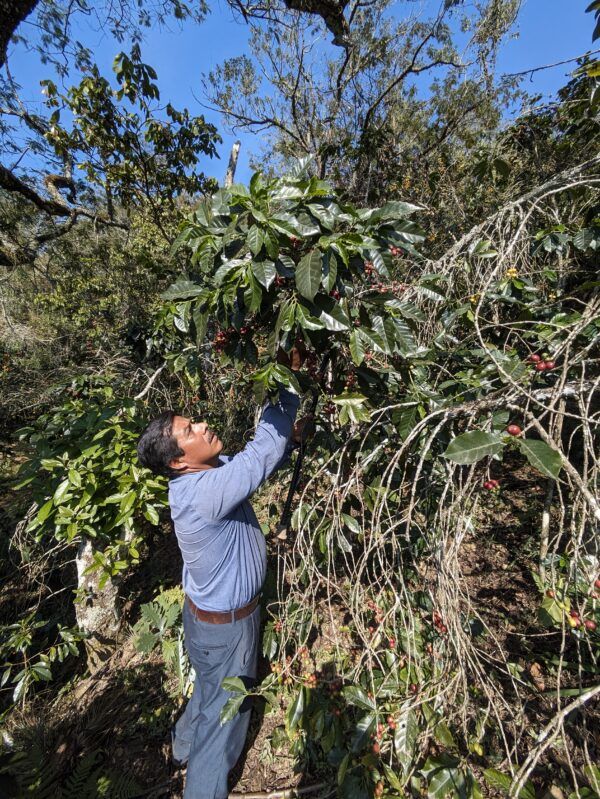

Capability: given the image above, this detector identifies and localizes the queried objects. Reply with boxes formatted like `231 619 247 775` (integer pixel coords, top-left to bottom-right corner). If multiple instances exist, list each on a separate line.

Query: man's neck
176 456 221 475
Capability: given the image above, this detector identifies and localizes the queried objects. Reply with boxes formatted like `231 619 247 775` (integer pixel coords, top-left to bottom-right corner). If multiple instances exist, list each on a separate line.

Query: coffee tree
161 161 425 412
160 159 599 799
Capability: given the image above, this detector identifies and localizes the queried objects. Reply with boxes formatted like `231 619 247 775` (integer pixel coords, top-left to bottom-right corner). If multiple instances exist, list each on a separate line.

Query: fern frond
95 768 142 798
62 752 103 799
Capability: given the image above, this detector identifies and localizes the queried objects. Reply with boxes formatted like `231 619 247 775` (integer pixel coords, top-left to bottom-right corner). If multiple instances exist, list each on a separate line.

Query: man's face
169 416 224 473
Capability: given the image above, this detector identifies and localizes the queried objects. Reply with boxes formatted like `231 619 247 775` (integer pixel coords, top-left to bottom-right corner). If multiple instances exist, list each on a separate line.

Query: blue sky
6 0 596 185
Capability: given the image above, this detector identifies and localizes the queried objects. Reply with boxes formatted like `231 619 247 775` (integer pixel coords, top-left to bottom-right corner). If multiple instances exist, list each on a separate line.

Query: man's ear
169 457 187 473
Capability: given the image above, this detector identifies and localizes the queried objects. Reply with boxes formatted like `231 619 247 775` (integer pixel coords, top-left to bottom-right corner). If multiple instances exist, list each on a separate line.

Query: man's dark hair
137 411 184 478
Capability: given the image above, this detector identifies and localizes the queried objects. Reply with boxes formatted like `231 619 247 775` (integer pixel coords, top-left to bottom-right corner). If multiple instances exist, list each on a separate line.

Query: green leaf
584 766 600 794
37 499 54 523
134 631 158 653
516 438 562 479
247 226 264 255
144 504 160 525
68 469 82 488
286 687 305 732
296 250 322 301
314 300 350 331
349 329 366 365
383 764 405 792
334 393 371 425
371 200 422 220
13 674 29 703
434 721 456 748
426 763 465 799
249 171 264 197
350 711 376 752
263 228 279 260
368 248 390 278
538 595 564 626
214 258 243 286
372 315 396 353
222 677 248 694
296 304 325 330
193 306 209 345
53 479 71 505
483 769 535 799
244 273 263 312
393 406 418 441
321 251 338 292
391 317 417 356
394 706 418 773
276 254 296 276
220 694 245 725
338 753 350 786
162 279 206 300
272 364 301 394
341 513 361 534
443 431 504 465
343 685 375 710
32 663 52 680
251 259 276 289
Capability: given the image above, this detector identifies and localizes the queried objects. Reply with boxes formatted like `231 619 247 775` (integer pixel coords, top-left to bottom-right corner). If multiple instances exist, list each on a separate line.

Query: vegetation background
0 1 598 797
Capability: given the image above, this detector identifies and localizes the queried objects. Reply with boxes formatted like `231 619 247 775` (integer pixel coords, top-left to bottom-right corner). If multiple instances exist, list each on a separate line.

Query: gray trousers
173 600 261 799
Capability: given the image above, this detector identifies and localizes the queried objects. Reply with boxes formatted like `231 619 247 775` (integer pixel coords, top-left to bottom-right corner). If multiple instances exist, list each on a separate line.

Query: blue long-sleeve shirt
168 388 300 611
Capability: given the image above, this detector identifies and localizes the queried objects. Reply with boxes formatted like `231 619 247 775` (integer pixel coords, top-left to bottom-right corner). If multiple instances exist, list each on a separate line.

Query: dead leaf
529 661 545 691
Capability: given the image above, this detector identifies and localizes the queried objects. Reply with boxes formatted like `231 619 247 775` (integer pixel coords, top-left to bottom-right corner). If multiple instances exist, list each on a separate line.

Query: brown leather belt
186 594 260 624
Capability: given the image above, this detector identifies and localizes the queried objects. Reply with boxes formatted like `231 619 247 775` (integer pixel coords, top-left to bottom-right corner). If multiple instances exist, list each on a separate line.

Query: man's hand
277 341 306 372
292 414 315 445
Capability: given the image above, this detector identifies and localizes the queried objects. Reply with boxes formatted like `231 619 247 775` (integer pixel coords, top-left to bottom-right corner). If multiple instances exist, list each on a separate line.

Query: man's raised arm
198 388 300 520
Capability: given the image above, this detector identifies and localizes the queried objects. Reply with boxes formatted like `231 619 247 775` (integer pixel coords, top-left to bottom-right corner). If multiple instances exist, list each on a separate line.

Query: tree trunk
0 0 40 68
224 141 241 187
75 539 121 672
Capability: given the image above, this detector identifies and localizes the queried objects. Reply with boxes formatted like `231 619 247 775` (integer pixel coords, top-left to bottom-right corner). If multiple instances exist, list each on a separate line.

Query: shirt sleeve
198 388 300 519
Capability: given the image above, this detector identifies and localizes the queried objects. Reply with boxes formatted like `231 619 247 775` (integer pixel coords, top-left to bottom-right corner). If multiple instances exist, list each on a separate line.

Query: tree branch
0 163 128 230
0 0 40 68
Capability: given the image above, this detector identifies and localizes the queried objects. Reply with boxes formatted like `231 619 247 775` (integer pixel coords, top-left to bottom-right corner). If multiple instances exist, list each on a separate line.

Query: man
136 362 305 799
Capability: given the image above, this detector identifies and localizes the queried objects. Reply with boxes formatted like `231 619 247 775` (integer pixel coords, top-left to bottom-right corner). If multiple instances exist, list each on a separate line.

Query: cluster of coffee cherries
566 608 597 632
371 725 384 756
545 584 598 632
301 351 319 380
270 658 293 686
432 610 448 636
326 677 344 716
213 328 234 352
371 280 408 294
297 646 318 688
364 260 408 294
214 325 253 352
366 598 384 628
271 647 318 687
527 353 556 371
366 599 396 645
323 401 337 416
389 245 402 257
483 478 500 491
344 370 357 390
